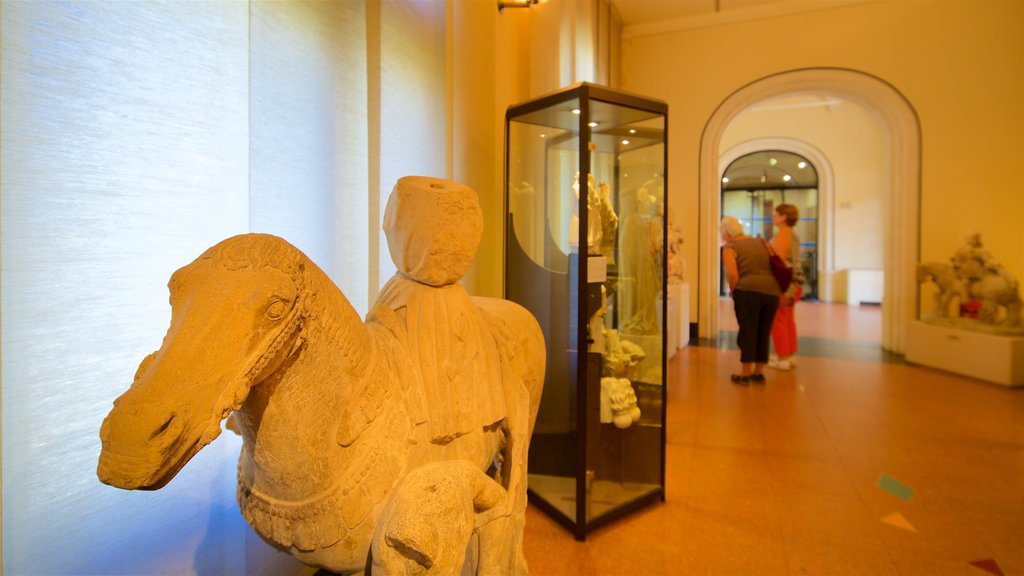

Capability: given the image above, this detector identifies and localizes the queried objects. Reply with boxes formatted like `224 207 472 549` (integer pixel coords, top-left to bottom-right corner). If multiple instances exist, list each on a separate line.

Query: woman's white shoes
769 356 793 370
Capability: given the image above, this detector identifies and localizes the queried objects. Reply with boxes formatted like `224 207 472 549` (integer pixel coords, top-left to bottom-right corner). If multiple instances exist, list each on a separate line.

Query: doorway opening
698 68 921 354
720 149 820 300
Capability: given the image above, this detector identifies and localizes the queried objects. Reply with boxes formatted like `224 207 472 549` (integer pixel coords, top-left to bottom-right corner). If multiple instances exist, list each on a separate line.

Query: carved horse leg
473 298 545 575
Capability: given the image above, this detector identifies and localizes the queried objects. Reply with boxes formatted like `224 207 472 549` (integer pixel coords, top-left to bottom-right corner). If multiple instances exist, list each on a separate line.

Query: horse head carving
97 177 545 574
98 234 316 490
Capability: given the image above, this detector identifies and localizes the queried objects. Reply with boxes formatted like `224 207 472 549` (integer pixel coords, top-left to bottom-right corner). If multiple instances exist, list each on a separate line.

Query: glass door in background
720 150 819 300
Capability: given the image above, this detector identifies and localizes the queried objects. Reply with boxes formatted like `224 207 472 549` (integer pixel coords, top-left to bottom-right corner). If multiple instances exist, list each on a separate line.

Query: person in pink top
769 204 805 370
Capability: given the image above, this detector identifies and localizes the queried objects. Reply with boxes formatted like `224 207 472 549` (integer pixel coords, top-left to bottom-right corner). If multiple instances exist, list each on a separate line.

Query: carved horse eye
266 299 288 321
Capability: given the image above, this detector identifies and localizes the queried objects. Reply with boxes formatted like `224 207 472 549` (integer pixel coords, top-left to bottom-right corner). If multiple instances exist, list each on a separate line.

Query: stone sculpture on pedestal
917 233 1023 333
97 176 546 575
951 234 1022 327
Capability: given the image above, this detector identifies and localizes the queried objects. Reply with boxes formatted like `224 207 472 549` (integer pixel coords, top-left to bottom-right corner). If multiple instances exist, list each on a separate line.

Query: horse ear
225 412 242 436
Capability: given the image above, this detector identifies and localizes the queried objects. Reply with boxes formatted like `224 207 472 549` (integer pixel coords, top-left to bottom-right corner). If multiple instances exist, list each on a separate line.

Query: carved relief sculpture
97 177 546 575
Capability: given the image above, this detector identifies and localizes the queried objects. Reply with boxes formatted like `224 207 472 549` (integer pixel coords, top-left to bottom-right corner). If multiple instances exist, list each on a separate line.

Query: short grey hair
720 216 744 239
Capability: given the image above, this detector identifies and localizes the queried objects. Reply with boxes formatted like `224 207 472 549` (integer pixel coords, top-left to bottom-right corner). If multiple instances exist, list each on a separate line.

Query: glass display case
504 83 667 539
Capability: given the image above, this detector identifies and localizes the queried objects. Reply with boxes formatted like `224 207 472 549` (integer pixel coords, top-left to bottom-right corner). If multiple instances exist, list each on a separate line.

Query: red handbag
763 239 792 292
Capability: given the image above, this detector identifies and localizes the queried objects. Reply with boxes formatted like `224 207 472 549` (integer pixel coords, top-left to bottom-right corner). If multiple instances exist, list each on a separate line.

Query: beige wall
620 0 1024 317
462 0 622 298
451 0 503 298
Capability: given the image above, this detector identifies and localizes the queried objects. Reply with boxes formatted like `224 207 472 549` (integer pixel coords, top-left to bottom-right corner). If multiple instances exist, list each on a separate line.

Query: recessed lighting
571 108 581 115
722 177 730 183
588 121 599 127
769 158 778 166
798 161 807 169
629 129 637 134
621 139 630 145
783 174 792 182
540 133 547 139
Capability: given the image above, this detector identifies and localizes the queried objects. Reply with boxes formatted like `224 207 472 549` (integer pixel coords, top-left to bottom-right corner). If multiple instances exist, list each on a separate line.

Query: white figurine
596 181 619 262
602 328 646 380
619 185 661 334
599 377 641 429
570 172 617 257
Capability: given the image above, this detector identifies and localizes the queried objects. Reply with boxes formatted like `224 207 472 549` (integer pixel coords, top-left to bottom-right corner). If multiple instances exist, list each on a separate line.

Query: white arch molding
699 68 921 354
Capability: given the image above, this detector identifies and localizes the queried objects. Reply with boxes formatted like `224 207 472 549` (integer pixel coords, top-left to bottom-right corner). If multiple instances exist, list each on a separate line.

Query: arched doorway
720 148 821 300
698 68 920 354
719 137 837 302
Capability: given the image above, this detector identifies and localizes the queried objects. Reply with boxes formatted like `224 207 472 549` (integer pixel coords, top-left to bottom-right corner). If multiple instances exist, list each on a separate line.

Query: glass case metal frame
504 82 668 540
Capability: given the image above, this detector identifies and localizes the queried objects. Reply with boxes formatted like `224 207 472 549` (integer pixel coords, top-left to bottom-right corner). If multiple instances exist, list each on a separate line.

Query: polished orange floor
523 302 1024 575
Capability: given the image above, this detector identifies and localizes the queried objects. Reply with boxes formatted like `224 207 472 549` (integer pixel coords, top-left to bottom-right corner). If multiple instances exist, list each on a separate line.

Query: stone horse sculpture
97 177 546 575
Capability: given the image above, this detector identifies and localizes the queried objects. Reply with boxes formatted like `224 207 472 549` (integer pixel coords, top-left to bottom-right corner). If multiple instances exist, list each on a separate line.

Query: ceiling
609 0 788 27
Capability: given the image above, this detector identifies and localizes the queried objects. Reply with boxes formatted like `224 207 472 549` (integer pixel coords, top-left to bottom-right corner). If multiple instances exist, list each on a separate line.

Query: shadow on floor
697 331 904 364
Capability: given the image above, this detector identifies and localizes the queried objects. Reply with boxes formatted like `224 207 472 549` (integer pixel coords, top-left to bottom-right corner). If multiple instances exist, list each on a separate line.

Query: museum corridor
522 302 1024 575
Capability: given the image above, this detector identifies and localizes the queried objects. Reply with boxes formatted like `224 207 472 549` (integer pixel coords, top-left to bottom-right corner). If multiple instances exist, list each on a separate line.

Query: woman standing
769 204 805 370
721 216 780 384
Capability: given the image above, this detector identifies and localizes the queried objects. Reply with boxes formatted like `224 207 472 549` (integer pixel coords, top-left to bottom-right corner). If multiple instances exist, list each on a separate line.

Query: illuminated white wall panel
250 0 371 316
1 0 478 573
377 0 447 290
1 2 251 574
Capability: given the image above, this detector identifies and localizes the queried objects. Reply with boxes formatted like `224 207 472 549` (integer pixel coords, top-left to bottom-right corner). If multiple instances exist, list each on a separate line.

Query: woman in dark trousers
720 216 780 384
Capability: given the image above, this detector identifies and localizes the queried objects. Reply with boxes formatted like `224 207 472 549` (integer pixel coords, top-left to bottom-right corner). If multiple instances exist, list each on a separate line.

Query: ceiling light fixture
498 0 538 12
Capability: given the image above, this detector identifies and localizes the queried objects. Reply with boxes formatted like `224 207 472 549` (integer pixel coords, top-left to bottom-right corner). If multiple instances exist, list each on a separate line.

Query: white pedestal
905 320 1024 387
659 293 675 356
678 282 690 349
658 282 690 360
